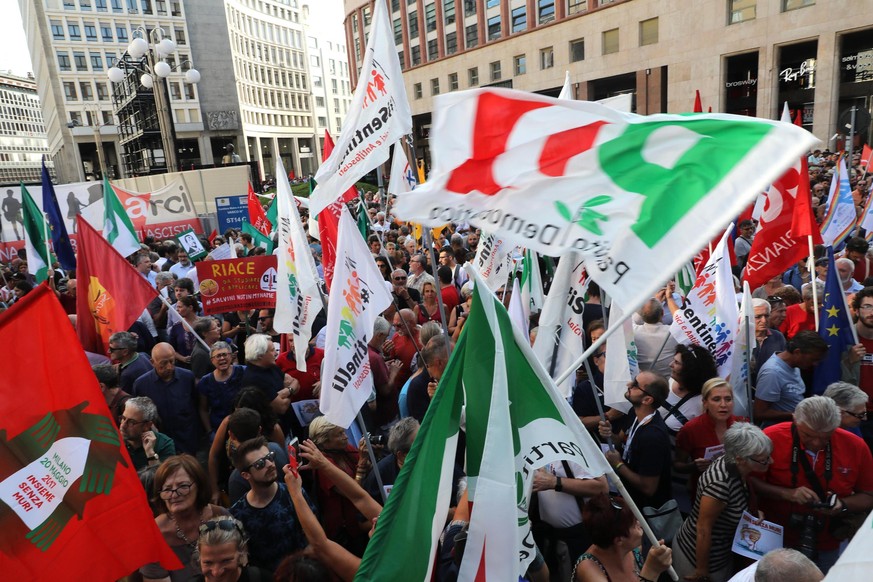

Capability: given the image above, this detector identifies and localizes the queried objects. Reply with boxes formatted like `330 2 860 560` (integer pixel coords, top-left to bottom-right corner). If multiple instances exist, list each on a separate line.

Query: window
487 16 500 40
63 82 78 101
602 28 619 54
540 47 554 69
174 28 186 45
468 66 479 86
782 0 813 11
428 39 439 60
106 52 117 67
398 50 405 68
79 82 94 101
68 24 81 41
116 26 128 42
80 0 92 9
111 0 122 12
90 52 103 70
431 78 440 95
486 0 498 7
511 7 526 33
95 0 108 10
74 51 88 71
408 11 418 38
568 0 588 14
444 0 455 25
465 24 478 48
569 38 585 62
316 96 325 107
464 0 476 17
490 60 501 81
64 0 75 8
514 54 526 75
538 0 555 24
100 23 113 41
425 3 436 32
449 72 458 91
84 23 98 41
51 20 65 40
318 116 327 126
391 0 400 11
394 18 403 44
411 45 421 65
57 52 72 71
414 82 422 99
446 32 457 55
639 18 658 46
96 82 109 100
729 0 756 23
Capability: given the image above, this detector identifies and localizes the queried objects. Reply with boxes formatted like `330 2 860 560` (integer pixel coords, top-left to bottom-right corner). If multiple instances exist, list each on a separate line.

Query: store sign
779 59 815 84
725 78 758 88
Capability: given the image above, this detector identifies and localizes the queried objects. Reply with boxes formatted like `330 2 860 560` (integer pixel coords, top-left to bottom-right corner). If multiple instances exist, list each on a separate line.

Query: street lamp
106 27 200 173
67 102 113 179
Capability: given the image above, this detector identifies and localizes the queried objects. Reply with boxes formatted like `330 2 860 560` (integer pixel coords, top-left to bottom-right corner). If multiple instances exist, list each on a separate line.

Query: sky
0 0 346 78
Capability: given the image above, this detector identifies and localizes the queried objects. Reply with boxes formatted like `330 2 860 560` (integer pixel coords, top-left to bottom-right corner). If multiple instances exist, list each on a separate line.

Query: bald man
132 342 202 454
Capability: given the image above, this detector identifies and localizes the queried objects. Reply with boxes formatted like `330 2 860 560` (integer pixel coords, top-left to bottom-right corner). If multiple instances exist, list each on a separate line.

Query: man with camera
752 396 873 573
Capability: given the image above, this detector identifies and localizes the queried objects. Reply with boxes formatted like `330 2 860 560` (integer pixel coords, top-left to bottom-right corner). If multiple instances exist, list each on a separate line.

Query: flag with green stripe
21 184 50 283
355 267 611 581
241 220 274 255
102 176 140 258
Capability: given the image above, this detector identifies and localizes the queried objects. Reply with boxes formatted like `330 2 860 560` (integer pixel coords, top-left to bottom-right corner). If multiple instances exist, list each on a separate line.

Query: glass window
90 52 103 70
100 23 113 41
408 11 418 38
398 50 405 68
85 23 98 41
96 82 109 100
729 0 756 23
464 0 476 17
468 66 479 86
80 0 92 9
174 28 186 45
64 0 75 9
487 15 500 40
538 0 555 24
428 38 439 60
106 52 117 67
411 45 421 65
444 0 455 25
567 0 588 15
639 18 658 46
446 31 457 55
95 0 108 10
602 28 619 54
414 82 422 99
394 18 403 44
116 26 128 42
79 82 94 100
514 54 526 75
425 3 436 32
570 38 584 62
540 47 554 69
490 60 501 81
63 82 78 101
74 51 88 71
486 0 499 7
782 0 814 11
51 20 65 40
111 0 123 12
392 0 400 11
68 24 81 41
511 7 527 33
431 78 440 95
449 72 458 91
57 52 72 72
465 24 478 48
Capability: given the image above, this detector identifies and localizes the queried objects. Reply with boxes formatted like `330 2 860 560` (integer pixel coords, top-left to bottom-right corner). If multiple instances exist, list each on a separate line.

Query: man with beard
120 397 176 471
230 437 313 572
841 288 873 451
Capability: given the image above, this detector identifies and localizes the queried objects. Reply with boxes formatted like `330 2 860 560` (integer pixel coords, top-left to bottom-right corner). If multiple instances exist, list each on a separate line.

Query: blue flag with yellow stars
812 245 856 393
41 159 76 271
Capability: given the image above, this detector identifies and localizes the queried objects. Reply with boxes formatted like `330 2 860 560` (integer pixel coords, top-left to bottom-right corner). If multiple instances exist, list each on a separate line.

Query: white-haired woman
195 516 269 581
823 381 869 435
672 423 773 582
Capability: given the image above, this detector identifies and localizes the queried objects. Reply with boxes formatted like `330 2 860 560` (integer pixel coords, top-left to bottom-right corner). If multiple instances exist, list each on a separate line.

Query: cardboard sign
196 256 278 315
176 228 207 261
731 511 784 560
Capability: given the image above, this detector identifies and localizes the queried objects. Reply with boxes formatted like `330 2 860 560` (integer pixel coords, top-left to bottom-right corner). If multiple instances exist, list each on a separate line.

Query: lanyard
624 412 656 462
790 423 831 497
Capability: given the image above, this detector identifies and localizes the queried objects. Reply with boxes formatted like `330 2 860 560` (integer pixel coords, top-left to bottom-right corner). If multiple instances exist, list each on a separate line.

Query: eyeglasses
841 409 868 420
211 352 231 360
159 482 193 499
108 346 125 353
258 316 271 322
393 276 407 281
745 456 773 467
119 415 146 426
244 451 276 472
199 518 243 535
629 378 656 401
593 352 606 359
859 305 873 313
766 296 783 303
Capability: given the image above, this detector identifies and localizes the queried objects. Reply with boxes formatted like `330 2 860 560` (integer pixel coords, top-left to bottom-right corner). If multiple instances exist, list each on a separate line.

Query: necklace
170 508 206 549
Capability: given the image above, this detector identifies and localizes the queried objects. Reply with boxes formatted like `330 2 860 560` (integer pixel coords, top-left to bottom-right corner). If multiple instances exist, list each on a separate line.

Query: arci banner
274 160 324 371
309 0 412 217
472 233 516 292
670 226 739 378
320 206 393 428
394 88 818 313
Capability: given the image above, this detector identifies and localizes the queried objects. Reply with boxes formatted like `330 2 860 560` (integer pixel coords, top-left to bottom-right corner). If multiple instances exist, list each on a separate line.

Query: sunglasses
629 378 657 401
244 451 276 472
258 316 271 322
199 518 244 535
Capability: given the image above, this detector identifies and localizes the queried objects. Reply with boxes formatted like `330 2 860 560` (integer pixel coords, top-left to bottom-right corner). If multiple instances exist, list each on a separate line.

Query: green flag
21 184 50 283
265 196 278 232
102 176 140 258
356 204 368 240
241 220 274 254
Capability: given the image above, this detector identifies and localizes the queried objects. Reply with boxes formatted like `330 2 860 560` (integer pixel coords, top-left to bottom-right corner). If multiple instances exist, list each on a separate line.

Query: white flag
309 0 412 217
320 206 393 427
730 281 753 418
532 253 589 397
507 275 529 339
670 226 739 379
820 157 855 248
471 233 515 292
559 71 572 100
388 144 417 197
274 159 324 371
603 303 637 413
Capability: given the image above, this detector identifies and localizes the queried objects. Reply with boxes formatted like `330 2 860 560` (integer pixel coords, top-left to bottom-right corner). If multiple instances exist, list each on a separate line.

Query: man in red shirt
277 344 325 401
841 287 873 452
384 308 421 385
781 282 821 340
753 397 873 574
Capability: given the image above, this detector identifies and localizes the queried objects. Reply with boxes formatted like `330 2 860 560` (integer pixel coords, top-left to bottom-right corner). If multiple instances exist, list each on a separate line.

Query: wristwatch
148 453 160 461
554 476 563 492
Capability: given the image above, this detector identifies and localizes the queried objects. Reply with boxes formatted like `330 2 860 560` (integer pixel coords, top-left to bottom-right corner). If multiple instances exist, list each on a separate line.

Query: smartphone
287 437 299 476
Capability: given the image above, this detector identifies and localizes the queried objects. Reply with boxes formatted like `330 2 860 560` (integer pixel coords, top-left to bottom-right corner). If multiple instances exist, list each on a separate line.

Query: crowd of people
2 147 873 582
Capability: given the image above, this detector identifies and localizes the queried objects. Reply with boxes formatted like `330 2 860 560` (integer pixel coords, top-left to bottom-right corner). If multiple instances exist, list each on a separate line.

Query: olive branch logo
554 196 613 235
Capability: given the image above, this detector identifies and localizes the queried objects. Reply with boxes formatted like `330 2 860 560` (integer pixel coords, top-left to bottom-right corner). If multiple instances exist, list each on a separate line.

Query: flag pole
554 307 637 387
357 411 388 505
744 301 754 424
808 238 819 331
157 294 211 351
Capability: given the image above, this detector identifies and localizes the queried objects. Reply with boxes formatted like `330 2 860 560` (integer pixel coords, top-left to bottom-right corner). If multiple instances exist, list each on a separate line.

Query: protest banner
176 228 208 261
196 256 278 315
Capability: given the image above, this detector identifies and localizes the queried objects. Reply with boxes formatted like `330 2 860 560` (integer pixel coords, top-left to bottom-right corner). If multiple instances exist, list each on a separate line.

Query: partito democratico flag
394 88 819 312
319 206 393 428
309 0 411 217
0 284 181 579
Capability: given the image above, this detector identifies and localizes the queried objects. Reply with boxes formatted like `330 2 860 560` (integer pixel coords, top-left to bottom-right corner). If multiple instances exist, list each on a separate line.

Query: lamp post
106 27 200 174
68 102 111 179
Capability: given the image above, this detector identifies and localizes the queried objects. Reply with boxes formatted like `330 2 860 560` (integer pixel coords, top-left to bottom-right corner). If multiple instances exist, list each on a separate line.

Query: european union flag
41 160 76 271
812 245 856 393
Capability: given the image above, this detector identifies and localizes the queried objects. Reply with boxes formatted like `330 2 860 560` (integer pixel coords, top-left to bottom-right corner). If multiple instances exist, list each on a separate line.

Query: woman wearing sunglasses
195 516 270 582
573 494 672 582
140 454 229 582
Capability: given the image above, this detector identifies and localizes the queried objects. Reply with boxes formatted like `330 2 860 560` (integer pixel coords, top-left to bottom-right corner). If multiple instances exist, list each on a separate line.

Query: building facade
343 0 873 168
0 73 54 186
308 32 353 150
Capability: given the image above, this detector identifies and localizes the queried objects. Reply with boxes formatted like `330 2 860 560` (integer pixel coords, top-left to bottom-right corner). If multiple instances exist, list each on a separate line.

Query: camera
788 511 824 560
369 434 385 446
810 492 838 510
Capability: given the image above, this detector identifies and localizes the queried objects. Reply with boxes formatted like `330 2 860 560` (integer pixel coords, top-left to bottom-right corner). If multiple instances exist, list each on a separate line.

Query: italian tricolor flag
102 176 141 258
355 267 611 581
21 184 50 283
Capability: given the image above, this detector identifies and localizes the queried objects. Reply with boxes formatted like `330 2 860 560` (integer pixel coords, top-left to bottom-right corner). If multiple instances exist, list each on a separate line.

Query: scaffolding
111 54 168 176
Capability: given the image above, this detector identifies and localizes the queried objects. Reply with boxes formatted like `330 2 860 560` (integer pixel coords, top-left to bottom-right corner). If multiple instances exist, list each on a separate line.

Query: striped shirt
675 456 749 572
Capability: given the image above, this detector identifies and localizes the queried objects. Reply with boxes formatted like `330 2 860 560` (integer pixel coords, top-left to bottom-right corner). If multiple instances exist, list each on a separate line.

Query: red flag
247 182 271 236
693 90 703 113
318 130 361 290
744 157 821 290
794 109 804 127
76 219 157 355
0 284 181 578
207 229 218 245
861 144 873 170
